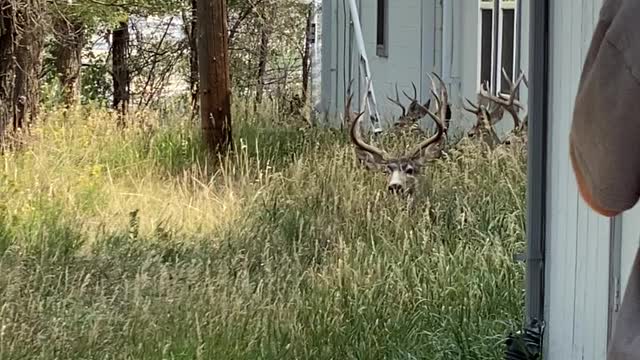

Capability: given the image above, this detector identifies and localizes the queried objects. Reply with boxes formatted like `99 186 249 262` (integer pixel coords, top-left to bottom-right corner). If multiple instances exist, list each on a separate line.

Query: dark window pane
501 9 515 93
480 9 493 87
377 0 385 46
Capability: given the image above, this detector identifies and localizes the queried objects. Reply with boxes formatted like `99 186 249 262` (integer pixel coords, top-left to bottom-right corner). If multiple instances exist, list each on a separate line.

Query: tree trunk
112 20 130 122
53 18 85 107
197 0 232 155
254 18 269 106
301 4 312 104
0 5 15 144
12 3 45 131
189 0 199 121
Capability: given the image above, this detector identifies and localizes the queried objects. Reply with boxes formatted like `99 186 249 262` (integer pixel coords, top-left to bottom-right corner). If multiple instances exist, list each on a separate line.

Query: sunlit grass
0 102 527 359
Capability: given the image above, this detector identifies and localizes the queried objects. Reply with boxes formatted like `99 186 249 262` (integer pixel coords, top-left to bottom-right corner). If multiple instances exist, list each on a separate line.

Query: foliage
0 103 527 359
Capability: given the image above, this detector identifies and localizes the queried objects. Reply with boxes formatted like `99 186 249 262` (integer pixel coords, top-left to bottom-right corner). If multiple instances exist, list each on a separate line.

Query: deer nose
388 183 403 193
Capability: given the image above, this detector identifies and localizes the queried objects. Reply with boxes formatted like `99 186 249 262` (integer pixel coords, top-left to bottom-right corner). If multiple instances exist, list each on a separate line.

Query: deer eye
405 166 415 175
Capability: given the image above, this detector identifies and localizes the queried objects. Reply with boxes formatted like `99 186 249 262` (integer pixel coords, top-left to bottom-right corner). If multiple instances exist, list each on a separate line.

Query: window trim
477 0 519 95
477 0 496 93
496 0 517 95
376 0 388 58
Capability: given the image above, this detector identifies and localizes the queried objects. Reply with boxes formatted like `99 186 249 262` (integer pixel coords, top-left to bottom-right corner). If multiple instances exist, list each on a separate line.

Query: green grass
0 103 527 359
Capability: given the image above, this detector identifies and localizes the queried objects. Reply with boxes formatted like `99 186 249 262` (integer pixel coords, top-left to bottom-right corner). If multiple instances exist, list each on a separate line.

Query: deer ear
355 149 386 170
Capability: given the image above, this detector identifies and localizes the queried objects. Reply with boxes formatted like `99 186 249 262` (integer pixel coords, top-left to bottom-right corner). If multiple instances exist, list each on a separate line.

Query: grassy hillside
0 104 527 359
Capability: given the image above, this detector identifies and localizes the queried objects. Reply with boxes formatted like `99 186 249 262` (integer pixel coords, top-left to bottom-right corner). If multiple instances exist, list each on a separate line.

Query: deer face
354 148 426 194
348 73 448 195
463 98 502 149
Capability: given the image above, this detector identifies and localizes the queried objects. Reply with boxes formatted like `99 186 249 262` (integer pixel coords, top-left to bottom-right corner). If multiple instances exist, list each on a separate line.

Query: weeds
0 104 526 359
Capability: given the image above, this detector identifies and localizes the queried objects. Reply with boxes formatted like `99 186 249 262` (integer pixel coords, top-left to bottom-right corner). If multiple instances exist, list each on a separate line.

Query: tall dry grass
0 103 526 359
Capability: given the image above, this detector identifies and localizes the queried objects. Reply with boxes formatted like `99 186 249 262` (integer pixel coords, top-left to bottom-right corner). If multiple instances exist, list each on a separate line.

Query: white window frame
476 0 496 93
496 0 517 96
476 0 518 95
376 0 389 58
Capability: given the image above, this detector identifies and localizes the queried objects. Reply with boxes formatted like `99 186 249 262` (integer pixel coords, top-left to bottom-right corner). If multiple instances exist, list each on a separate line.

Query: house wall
619 205 640 301
455 0 530 137
319 0 438 129
319 0 530 138
544 1 611 359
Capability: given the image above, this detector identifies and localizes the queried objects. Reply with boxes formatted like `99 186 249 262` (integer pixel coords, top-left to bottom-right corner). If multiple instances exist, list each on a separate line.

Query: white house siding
364 0 437 126
455 0 530 138
318 0 530 139
318 0 437 128
619 205 640 297
544 1 611 359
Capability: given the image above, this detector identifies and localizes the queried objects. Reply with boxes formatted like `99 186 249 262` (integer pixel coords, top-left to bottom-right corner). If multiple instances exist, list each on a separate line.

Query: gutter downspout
526 0 549 331
514 0 522 79
441 0 452 88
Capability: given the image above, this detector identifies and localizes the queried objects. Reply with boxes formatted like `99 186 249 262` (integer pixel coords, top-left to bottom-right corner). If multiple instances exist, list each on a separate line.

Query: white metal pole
347 0 382 133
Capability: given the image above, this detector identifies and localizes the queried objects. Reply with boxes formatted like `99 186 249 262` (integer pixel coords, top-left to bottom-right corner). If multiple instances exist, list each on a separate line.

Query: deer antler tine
401 82 418 102
409 105 444 159
406 72 446 159
463 98 479 113
431 72 448 111
501 67 512 88
360 79 370 113
386 83 407 116
402 90 414 102
348 78 388 160
430 89 441 113
512 71 525 94
426 73 442 112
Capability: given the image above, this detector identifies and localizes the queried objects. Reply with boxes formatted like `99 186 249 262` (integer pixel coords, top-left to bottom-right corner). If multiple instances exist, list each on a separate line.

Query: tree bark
197 0 232 155
53 18 85 107
112 20 130 122
188 0 199 120
0 5 15 144
254 18 269 106
301 4 312 104
12 2 45 131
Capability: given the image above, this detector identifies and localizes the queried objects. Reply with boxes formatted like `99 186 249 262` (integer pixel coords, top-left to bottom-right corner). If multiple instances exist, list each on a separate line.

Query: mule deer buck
387 82 430 132
347 74 447 195
462 98 502 149
387 81 452 134
463 69 528 148
477 69 528 144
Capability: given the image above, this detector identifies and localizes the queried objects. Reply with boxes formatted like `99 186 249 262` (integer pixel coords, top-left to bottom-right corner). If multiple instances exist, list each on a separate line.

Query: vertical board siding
545 0 609 359
457 0 529 138
620 205 640 295
321 0 529 139
320 0 429 128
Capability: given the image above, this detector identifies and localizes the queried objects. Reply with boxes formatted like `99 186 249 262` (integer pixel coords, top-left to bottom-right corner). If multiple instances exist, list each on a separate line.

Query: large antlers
347 75 445 162
478 68 527 130
402 82 419 104
407 73 446 159
386 83 407 118
347 79 389 162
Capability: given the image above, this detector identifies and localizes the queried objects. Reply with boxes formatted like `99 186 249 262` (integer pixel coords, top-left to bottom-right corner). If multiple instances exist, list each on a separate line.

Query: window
479 3 494 86
376 0 388 57
498 0 516 95
477 0 518 94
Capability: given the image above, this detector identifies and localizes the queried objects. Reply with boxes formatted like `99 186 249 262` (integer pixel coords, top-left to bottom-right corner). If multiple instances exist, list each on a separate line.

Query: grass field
0 104 527 359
